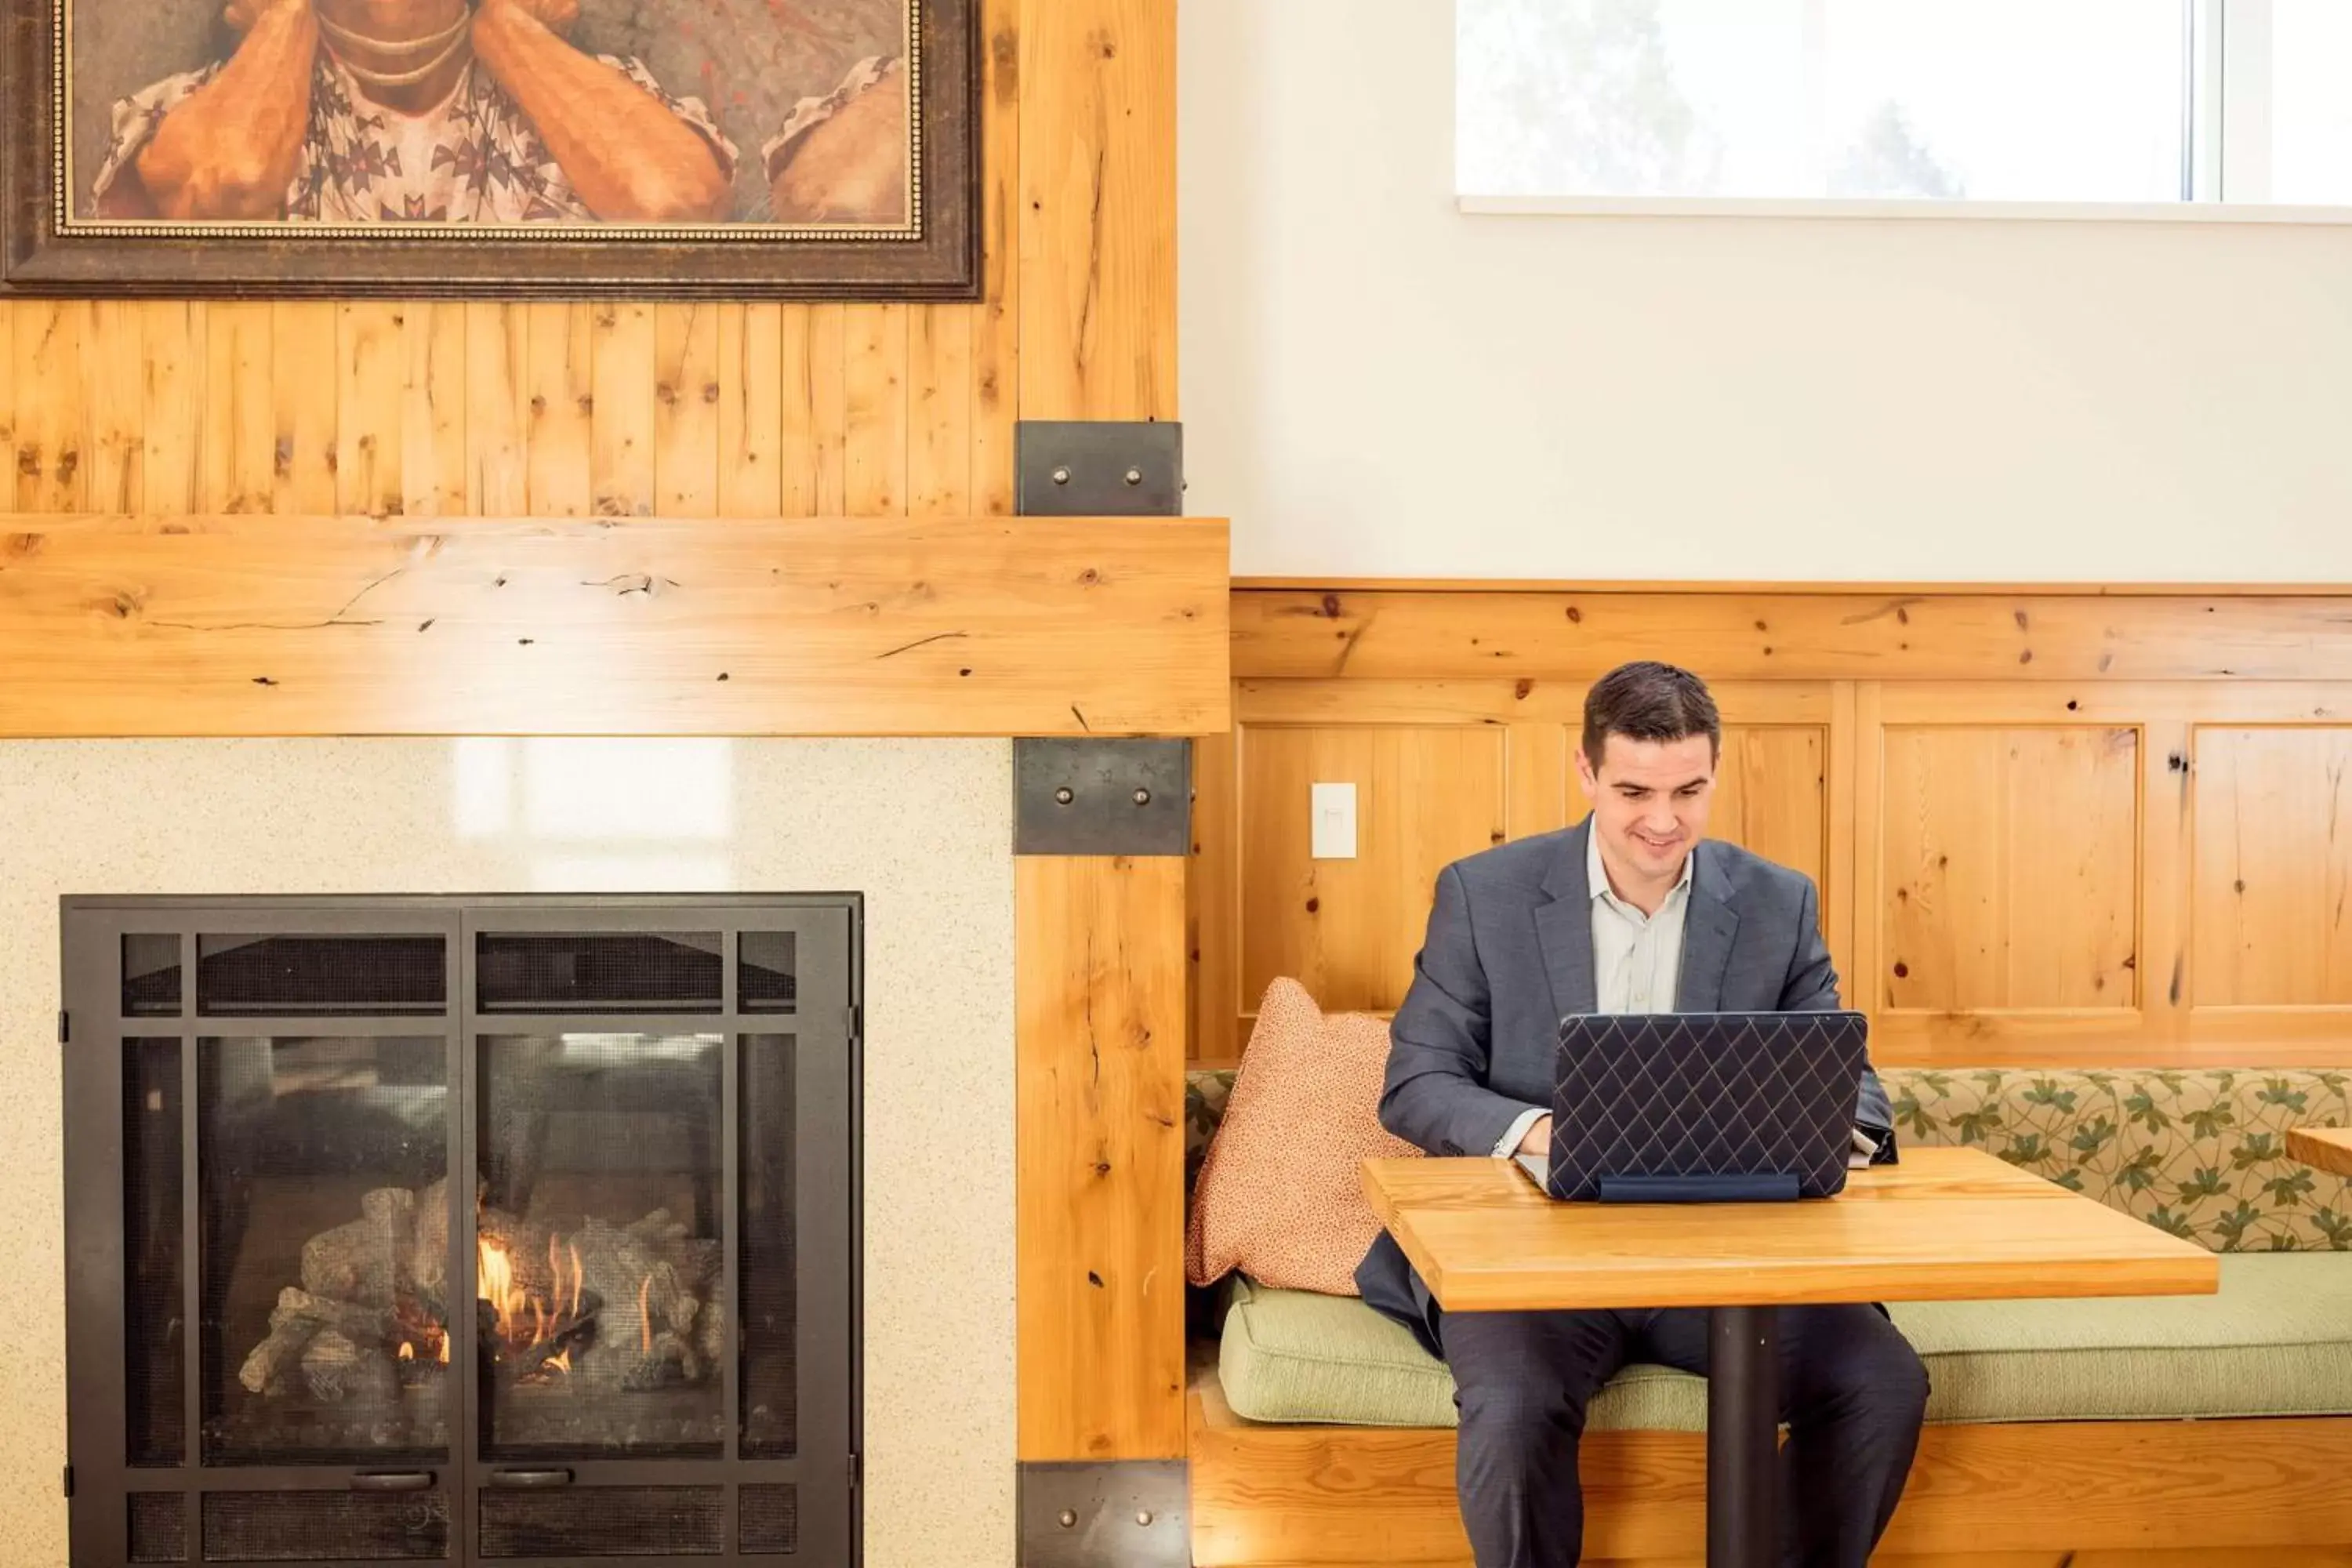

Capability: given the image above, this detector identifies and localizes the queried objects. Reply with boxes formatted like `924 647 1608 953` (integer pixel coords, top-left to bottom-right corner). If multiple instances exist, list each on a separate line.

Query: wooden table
2288 1126 2352 1178
1363 1148 2218 1568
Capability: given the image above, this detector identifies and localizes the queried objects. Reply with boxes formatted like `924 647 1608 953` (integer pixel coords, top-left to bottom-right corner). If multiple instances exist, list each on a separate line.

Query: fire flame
475 1230 651 1378
397 1341 415 1362
479 1232 587 1352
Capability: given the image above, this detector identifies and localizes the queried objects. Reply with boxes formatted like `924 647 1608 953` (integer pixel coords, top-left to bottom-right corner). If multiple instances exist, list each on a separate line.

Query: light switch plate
1311 782 1357 859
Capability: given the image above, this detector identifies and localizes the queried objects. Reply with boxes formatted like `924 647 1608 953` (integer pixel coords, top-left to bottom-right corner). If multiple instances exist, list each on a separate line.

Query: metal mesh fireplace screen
65 898 858 1568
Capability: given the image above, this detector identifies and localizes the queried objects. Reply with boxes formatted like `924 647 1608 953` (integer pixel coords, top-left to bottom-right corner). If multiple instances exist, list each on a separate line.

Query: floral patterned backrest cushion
1885 1069 2352 1253
1188 1066 2352 1254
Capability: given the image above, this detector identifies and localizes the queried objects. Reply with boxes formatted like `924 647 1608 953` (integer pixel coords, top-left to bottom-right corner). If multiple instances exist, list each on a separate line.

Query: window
1457 0 2352 214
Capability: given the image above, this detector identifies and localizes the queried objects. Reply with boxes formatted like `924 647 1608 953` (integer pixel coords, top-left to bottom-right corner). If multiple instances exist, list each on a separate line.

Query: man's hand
1517 1115 1553 1156
480 0 578 42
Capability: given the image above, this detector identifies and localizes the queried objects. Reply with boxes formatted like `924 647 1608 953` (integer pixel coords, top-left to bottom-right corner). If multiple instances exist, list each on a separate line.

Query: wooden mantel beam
0 512 1229 738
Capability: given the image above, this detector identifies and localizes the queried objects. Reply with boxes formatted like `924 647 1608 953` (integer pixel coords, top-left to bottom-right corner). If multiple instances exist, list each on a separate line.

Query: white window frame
1457 0 2352 223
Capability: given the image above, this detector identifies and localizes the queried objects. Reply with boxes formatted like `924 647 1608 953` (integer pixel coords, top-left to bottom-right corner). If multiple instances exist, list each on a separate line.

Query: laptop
1512 1011 1873 1203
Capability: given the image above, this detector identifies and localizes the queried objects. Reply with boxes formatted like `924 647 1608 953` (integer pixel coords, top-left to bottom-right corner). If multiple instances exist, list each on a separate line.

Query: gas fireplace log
239 1287 402 1395
301 1188 416 1308
300 1330 401 1406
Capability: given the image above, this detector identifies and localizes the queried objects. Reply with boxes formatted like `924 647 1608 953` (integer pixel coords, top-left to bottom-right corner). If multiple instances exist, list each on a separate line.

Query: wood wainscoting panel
1018 856 1189 1462
0 514 1230 739
1713 724 1828 896
1206 591 2352 1067
1208 681 1836 1054
2192 726 2352 1007
1877 726 2141 1013
1240 725 1508 1015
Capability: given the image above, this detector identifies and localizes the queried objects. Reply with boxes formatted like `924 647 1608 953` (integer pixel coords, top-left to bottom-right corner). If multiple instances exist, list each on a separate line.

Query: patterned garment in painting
92 47 737 222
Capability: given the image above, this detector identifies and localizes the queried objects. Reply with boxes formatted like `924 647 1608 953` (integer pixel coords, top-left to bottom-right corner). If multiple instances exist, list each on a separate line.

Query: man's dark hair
1581 661 1721 767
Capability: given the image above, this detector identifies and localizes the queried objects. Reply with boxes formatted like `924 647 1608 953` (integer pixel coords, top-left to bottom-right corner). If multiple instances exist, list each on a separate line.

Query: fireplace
62 897 859 1566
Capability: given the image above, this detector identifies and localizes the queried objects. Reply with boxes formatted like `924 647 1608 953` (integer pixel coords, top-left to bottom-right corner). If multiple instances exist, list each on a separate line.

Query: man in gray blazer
1356 661 1927 1568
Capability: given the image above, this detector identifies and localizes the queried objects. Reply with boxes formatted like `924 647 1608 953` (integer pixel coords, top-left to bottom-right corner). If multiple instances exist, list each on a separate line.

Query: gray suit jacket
1355 819 1894 1351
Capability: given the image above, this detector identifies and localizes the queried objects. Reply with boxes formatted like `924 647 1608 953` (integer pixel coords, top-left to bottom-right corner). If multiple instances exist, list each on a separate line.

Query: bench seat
1221 1252 2352 1429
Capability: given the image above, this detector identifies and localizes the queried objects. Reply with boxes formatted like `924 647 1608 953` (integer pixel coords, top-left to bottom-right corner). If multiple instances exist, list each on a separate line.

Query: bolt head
1051 466 1073 485
1123 467 1144 485
1054 786 1075 806
1131 787 1151 806
1058 1509 1077 1529
1135 1510 1154 1526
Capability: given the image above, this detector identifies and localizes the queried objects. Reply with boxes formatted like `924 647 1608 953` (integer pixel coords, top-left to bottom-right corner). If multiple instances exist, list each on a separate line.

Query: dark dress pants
1439 1303 1929 1568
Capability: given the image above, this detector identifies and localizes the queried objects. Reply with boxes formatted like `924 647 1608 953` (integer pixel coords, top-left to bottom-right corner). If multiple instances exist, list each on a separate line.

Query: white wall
1181 0 2352 583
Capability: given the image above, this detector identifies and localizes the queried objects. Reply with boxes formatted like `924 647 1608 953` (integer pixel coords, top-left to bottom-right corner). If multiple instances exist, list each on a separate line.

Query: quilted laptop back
1546 1011 1870 1202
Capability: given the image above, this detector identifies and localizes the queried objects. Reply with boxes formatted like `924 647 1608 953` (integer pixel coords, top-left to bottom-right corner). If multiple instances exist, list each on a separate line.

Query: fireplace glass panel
198 935 447 1016
476 933 724 1014
737 934 797 1014
125 1037 186 1467
739 1034 797 1460
477 1033 724 1459
198 1036 452 1465
124 935 183 1017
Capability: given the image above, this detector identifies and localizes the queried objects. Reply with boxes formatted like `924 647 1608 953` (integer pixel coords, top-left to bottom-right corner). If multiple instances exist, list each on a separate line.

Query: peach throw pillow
1185 978 1424 1296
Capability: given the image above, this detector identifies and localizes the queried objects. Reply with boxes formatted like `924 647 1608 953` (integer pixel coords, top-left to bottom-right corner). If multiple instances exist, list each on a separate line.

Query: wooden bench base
1189 1374 2352 1566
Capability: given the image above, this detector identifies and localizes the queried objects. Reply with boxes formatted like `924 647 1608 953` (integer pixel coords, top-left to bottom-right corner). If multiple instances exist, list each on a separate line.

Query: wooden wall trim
1232 587 2352 683
0 513 1229 737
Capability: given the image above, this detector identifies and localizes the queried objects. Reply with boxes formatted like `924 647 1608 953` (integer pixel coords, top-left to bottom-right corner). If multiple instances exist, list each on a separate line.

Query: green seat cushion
1218 1254 2352 1429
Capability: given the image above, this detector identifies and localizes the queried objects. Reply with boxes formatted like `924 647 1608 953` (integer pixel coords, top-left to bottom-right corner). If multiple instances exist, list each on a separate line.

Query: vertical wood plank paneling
202 303 275 513
972 0 1022 514
906 304 974 516
1504 723 1573 841
270 302 339 514
2191 727 2352 1007
140 303 209 516
85 302 147 514
524 302 594 517
1851 684 1887 1020
2142 717 2193 1043
1881 727 2139 1011
465 303 531 515
401 302 469 517
654 303 721 517
844 303 908 515
334 302 407 516
1240 726 1507 1014
1711 726 1828 891
1018 0 1176 421
590 303 657 517
1015 855 1188 1461
14 302 92 512
717 303 783 516
807 304 848 514
1826 681 1860 1005
775 308 820 515
0 306 13 504
1189 726 1240 1062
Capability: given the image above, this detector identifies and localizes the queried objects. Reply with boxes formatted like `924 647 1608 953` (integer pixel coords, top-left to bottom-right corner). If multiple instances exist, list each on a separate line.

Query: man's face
1577 731 1716 888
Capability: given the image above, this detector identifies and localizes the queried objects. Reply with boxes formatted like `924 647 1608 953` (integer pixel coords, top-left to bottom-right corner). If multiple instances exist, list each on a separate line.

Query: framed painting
1 0 977 296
